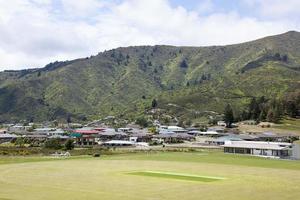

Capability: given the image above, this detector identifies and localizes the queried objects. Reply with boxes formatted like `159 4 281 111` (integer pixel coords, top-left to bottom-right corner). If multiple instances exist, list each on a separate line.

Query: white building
222 141 292 158
159 126 186 134
217 121 226 126
103 140 149 148
292 141 300 160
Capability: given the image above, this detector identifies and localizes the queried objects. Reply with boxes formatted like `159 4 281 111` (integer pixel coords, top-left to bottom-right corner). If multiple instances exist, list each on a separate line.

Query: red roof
74 130 99 134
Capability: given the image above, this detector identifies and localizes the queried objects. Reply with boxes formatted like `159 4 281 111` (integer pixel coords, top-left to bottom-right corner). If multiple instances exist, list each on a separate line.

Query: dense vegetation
0 31 300 123
229 91 300 123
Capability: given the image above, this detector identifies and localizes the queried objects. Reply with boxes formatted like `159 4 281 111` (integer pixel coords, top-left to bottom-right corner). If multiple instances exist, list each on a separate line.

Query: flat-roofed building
222 141 292 158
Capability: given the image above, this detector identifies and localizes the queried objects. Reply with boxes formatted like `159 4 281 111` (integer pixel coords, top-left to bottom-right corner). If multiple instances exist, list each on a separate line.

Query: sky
0 0 300 70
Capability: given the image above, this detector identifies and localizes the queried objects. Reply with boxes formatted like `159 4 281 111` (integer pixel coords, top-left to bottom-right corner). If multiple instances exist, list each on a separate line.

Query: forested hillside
0 31 299 123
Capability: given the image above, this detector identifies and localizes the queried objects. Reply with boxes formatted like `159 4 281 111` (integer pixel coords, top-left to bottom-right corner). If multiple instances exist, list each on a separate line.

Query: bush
136 117 148 128
44 139 62 150
64 139 75 150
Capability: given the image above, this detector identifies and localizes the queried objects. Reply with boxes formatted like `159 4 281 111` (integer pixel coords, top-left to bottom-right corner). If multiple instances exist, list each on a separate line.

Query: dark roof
130 133 151 137
153 133 195 139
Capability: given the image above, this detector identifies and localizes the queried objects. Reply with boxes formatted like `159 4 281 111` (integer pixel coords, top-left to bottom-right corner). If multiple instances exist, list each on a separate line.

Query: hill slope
0 31 300 122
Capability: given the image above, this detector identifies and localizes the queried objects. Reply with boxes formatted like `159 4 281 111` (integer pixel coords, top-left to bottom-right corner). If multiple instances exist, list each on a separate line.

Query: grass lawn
127 171 225 182
0 151 300 200
275 118 300 132
238 117 300 135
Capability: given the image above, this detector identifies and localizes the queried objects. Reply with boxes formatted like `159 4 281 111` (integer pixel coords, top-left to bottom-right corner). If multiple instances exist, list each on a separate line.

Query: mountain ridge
0 31 299 123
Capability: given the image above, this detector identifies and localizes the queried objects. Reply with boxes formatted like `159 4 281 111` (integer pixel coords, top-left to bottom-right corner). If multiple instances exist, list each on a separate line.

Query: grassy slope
0 31 300 122
0 152 300 200
239 118 300 135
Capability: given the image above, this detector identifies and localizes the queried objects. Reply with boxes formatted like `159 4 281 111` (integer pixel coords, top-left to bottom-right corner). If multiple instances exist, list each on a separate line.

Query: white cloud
195 0 214 14
243 0 300 19
0 0 299 70
60 0 107 19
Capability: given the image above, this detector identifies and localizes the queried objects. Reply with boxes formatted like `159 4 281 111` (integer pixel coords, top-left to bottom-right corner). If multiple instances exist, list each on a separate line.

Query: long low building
222 141 292 158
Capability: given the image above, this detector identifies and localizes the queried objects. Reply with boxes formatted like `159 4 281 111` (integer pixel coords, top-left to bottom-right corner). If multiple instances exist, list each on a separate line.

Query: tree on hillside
224 104 234 128
274 53 281 60
266 107 281 123
248 98 260 120
64 139 75 150
284 91 300 117
179 59 188 68
151 99 158 108
282 54 288 62
67 115 72 124
266 109 275 122
136 117 148 128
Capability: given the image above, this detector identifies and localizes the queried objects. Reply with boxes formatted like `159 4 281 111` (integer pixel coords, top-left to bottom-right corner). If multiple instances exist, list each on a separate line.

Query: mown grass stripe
127 171 225 182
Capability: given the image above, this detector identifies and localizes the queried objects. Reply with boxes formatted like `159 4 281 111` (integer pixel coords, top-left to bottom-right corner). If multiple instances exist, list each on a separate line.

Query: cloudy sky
0 0 299 70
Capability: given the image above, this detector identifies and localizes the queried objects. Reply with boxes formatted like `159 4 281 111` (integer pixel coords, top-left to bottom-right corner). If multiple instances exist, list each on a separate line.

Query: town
1 118 299 160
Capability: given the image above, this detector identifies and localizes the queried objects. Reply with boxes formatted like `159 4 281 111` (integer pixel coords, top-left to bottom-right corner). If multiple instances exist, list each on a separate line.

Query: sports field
0 151 300 200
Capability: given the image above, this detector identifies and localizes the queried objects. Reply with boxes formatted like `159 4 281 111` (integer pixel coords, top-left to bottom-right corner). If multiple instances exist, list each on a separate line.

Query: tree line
224 91 300 127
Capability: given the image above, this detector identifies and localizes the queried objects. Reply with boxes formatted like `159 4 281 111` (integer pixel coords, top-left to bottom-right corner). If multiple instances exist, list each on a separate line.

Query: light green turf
0 152 300 200
127 171 225 182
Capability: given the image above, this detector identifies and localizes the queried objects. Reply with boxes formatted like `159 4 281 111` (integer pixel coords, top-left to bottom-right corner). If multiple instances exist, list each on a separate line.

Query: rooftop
222 141 292 150
0 133 18 138
104 140 135 145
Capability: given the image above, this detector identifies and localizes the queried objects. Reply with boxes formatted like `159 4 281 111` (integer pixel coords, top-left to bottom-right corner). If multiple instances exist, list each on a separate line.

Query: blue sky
0 0 299 70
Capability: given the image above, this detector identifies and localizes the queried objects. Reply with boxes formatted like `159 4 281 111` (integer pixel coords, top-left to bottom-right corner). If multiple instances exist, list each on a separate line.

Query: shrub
44 139 62 150
64 139 75 150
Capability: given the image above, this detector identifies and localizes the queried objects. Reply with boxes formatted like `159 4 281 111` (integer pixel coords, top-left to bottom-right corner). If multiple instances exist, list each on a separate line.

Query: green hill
0 31 299 123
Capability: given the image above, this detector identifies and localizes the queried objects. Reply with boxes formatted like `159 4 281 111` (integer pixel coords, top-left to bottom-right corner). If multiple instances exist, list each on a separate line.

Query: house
33 128 56 135
103 140 150 148
205 135 244 145
71 127 128 146
153 133 195 143
217 121 226 126
0 133 18 143
0 128 7 134
159 126 187 134
8 125 31 132
47 129 65 136
74 128 100 135
103 140 136 147
222 141 292 158
207 126 225 133
292 140 300 160
23 134 47 140
76 135 97 146
98 130 128 141
236 134 259 141
190 130 223 137
255 132 286 142
118 128 133 133
48 135 69 140
129 133 152 143
72 128 101 146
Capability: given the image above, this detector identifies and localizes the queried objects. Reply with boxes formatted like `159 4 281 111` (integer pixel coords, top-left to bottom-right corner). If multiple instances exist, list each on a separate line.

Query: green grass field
127 171 225 182
0 151 300 200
